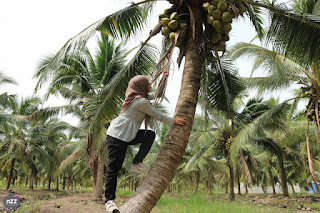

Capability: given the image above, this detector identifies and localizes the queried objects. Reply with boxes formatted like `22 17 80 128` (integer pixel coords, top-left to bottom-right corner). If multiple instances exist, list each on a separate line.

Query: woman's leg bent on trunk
129 129 156 164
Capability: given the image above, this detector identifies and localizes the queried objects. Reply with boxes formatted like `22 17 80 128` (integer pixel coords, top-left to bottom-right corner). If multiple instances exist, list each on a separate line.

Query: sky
0 0 289 124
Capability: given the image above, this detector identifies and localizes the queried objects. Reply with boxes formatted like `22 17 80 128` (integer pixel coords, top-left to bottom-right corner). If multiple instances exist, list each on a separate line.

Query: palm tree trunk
271 179 276 195
6 158 15 190
245 184 248 194
119 3 204 212
277 153 289 196
63 174 66 190
12 176 17 186
268 168 276 195
19 177 22 186
228 158 235 201
29 175 34 190
290 182 296 194
92 157 98 194
193 171 200 193
94 147 105 200
48 176 52 190
236 169 241 195
56 176 59 191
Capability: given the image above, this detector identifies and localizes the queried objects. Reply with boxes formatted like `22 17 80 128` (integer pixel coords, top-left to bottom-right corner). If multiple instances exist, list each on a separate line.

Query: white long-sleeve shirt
107 94 173 142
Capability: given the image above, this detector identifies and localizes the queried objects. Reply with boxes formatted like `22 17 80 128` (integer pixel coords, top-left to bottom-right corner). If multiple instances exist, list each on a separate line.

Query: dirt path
0 189 130 213
36 193 129 213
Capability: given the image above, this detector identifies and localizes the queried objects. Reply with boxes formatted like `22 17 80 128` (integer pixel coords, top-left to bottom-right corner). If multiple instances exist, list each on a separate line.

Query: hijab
121 75 151 128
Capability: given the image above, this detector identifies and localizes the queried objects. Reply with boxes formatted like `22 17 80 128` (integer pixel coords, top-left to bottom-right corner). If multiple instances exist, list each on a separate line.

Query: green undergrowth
154 193 288 213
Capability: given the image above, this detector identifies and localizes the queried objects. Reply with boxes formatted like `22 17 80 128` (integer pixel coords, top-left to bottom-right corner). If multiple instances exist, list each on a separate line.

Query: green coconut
169 32 176 40
180 23 188 30
202 2 210 11
222 33 230 41
211 33 222 43
217 1 228 11
213 20 222 32
222 22 232 32
208 5 215 14
238 4 246 14
168 20 179 30
216 41 226 50
207 16 214 25
212 9 222 19
161 18 170 26
179 30 186 39
211 0 220 6
164 9 170 15
161 27 171 36
221 12 232 22
170 12 179 20
159 14 166 21
227 6 236 17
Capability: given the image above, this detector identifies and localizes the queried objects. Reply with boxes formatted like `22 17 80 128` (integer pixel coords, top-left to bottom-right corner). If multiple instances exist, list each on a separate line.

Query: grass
154 193 290 213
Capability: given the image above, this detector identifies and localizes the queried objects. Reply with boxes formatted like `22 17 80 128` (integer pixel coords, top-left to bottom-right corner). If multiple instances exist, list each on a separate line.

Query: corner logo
3 193 21 211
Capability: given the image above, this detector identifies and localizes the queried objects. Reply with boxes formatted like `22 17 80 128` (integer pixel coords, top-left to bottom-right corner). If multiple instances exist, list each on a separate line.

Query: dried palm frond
152 32 179 106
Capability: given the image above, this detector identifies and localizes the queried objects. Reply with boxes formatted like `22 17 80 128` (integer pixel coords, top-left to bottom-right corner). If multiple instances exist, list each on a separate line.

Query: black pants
104 129 156 202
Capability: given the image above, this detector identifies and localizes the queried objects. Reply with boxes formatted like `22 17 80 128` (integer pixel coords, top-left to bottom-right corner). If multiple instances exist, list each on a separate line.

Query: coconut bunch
301 87 320 122
159 11 188 47
300 86 320 121
216 137 232 154
203 0 247 52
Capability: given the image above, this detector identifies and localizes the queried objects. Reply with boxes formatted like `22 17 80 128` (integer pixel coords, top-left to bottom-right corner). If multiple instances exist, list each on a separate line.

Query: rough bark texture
228 158 235 201
6 158 15 190
48 176 52 190
278 154 289 196
92 157 98 194
29 175 34 190
94 148 105 200
63 174 66 190
236 169 241 195
119 2 203 212
290 182 296 194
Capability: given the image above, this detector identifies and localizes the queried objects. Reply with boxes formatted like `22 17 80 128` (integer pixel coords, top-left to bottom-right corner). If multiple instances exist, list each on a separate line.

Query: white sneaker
131 163 150 173
105 200 120 213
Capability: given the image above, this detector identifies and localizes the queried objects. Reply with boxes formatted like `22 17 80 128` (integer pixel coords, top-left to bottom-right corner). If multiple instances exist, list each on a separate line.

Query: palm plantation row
1 0 320 212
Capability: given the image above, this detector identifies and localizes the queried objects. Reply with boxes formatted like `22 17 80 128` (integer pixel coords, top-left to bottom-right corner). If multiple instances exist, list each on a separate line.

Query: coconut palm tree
229 35 320 193
37 0 320 211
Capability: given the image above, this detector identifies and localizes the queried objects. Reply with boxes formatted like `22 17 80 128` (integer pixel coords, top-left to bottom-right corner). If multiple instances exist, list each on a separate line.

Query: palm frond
243 0 265 39
86 42 158 132
230 42 306 92
259 1 320 65
0 72 18 86
199 55 246 114
230 101 289 159
312 0 320 15
34 2 154 91
0 93 17 110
